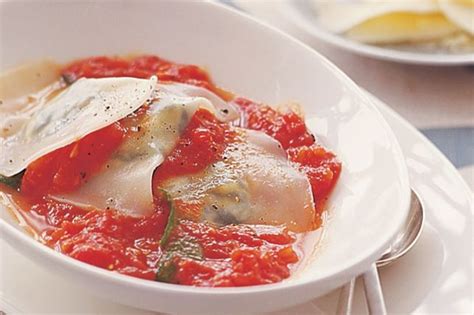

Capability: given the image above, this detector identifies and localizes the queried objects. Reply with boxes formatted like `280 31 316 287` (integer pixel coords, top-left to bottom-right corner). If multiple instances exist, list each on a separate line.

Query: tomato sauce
63 55 216 93
152 108 235 184
233 97 315 150
6 55 341 287
30 198 167 280
162 221 298 286
21 122 126 199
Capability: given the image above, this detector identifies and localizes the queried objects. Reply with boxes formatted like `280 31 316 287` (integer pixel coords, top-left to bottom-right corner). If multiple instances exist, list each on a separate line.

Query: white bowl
0 1 410 314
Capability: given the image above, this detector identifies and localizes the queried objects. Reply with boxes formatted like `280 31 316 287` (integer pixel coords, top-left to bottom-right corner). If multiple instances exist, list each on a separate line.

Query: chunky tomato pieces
161 220 298 287
10 54 342 287
30 198 169 280
153 108 234 184
27 199 298 286
21 122 126 199
233 97 315 150
63 55 215 91
288 146 341 201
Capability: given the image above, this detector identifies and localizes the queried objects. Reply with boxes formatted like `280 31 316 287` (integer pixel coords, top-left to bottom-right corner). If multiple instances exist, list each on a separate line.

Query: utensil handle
336 278 356 315
362 264 387 315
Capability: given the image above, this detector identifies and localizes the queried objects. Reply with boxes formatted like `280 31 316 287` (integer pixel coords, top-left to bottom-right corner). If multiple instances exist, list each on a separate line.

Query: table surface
231 0 474 190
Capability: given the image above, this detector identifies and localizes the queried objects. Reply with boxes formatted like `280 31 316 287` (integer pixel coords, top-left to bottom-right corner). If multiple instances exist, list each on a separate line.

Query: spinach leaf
159 190 176 248
155 190 204 283
166 237 203 261
155 237 203 283
156 237 203 283
155 257 177 283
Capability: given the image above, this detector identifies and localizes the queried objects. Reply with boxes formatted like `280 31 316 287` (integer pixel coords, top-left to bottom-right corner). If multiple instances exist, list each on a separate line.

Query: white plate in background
279 0 474 65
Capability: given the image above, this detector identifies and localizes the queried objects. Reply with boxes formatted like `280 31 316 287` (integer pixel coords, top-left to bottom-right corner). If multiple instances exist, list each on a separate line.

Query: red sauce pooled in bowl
4 55 341 287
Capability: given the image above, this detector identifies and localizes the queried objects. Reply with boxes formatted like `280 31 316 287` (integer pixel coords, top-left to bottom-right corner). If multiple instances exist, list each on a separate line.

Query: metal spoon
337 189 425 315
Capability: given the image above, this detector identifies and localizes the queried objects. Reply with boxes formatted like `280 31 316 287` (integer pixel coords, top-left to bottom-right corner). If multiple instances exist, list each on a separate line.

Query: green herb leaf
0 170 25 189
159 190 176 248
155 258 177 282
167 237 203 261
155 237 203 283
156 190 204 283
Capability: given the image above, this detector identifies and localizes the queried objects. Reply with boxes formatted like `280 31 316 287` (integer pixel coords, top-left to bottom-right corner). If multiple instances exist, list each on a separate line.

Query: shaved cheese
439 0 474 35
54 85 234 217
161 129 316 233
0 76 157 176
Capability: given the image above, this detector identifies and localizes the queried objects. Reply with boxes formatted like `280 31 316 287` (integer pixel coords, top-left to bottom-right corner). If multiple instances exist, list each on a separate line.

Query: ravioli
314 0 459 43
46 84 315 231
161 129 316 232
314 0 440 33
54 86 234 216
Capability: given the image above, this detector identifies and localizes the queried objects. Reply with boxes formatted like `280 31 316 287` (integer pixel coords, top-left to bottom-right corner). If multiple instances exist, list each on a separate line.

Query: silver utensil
337 189 425 315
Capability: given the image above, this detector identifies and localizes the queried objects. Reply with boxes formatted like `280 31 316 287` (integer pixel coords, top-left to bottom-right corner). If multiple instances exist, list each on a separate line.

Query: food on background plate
313 0 474 52
0 55 341 287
